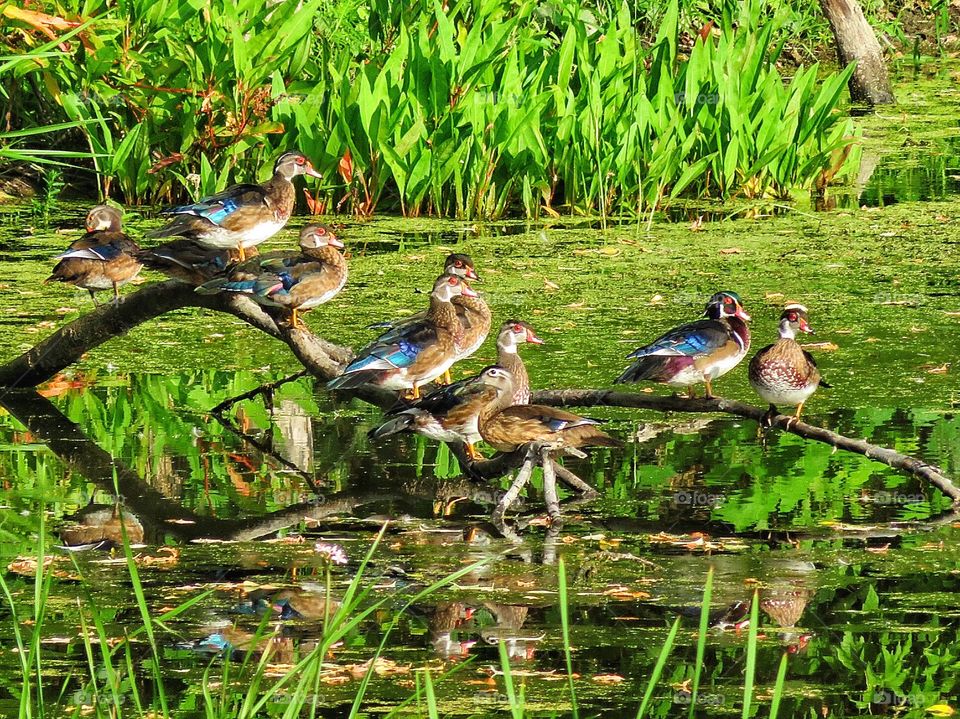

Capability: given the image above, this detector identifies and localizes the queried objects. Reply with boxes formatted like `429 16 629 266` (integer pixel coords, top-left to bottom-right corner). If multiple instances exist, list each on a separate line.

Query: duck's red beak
328 235 344 249
465 266 480 281
799 318 814 334
461 284 479 298
305 162 323 179
526 329 544 345
735 307 752 322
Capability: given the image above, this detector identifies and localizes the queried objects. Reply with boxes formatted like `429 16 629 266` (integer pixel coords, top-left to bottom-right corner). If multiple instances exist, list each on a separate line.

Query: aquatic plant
3 0 857 216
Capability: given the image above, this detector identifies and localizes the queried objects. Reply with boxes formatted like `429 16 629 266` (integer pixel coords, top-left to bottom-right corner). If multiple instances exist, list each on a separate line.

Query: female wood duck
615 291 751 398
44 205 142 305
748 304 828 426
477 366 620 454
148 151 321 261
137 239 247 285
327 274 477 399
195 225 346 329
372 253 486 383
497 320 543 405
368 320 543 459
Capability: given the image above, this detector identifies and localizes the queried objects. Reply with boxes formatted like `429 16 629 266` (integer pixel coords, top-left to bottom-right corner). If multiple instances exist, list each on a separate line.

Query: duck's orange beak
305 162 323 179
461 284 479 298
526 329 544 344
735 306 752 322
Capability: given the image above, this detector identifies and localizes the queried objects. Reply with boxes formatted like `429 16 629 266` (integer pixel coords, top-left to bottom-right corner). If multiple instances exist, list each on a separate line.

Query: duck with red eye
373 253 488 385
328 274 477 400
367 320 544 460
195 225 347 329
748 304 829 427
615 291 751 398
148 151 321 262
45 205 142 306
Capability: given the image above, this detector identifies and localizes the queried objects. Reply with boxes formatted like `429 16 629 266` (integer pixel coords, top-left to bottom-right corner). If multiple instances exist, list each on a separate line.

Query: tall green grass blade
742 589 761 718
636 615 681 719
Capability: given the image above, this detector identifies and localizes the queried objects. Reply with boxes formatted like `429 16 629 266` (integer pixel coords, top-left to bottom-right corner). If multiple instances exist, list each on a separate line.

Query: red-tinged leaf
339 149 353 184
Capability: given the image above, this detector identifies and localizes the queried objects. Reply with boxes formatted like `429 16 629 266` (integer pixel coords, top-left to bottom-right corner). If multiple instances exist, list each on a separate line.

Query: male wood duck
615 291 751 398
148 151 321 261
327 274 477 399
368 320 543 459
748 304 828 426
195 225 346 328
373 253 487 384
477 366 621 454
44 205 142 305
137 239 248 285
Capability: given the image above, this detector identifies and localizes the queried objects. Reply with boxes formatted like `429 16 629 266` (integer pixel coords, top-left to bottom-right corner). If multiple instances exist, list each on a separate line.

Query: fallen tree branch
531 388 960 502
1 282 958 507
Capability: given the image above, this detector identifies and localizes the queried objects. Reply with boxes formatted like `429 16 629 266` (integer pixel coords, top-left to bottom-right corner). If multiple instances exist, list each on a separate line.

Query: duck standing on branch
45 205 142 306
148 151 322 261
615 291 751 398
137 239 247 285
368 320 543 459
327 274 476 399
475 366 620 529
748 304 829 427
195 225 346 329
372 253 488 384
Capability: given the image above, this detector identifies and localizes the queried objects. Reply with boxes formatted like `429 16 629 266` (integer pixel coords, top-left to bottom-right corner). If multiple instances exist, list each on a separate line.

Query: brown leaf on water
719 247 741 255
689 216 704 232
543 278 560 290
801 342 839 351
592 674 625 684
865 544 890 554
924 363 950 374
138 547 180 567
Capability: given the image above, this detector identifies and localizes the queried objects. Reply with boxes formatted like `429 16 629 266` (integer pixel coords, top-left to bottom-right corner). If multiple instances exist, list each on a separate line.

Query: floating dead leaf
55 306 77 315
598 538 621 550
925 363 950 374
138 547 180 567
543 278 560 290
689 216 704 232
865 544 891 554
650 294 665 305
592 674 625 684
598 246 620 256
719 247 741 255
944 311 960 317
864 337 880 343
910 326 927 333
764 292 785 300
801 341 839 351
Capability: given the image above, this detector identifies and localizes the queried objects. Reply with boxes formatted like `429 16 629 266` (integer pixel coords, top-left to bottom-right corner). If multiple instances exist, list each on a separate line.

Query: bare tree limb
531 388 960 502
1 282 958 507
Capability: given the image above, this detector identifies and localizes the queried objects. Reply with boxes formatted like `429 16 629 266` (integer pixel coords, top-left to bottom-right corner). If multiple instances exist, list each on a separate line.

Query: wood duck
477 366 620 454
368 371 498 459
496 320 543 405
372 253 487 384
327 274 477 399
615 291 751 398
195 225 346 328
137 239 249 285
748 304 828 426
44 205 142 305
148 151 321 261
367 320 543 459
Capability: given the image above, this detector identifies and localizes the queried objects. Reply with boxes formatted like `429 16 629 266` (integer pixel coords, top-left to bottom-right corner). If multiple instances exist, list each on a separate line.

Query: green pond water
1 68 960 717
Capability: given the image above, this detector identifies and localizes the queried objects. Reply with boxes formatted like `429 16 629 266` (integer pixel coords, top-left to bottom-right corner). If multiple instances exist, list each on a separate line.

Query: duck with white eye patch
748 304 830 427
327 273 478 400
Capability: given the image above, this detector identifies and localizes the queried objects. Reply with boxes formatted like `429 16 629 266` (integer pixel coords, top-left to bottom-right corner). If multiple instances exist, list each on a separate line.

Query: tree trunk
820 0 895 105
